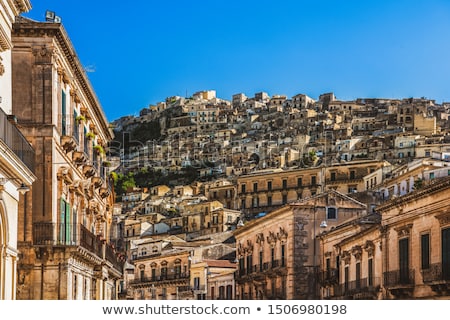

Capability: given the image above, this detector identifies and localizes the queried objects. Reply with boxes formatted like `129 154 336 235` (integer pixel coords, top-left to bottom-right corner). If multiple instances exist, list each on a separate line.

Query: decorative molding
364 240 375 257
394 223 413 238
256 233 264 245
435 212 450 227
351 245 362 261
341 250 351 265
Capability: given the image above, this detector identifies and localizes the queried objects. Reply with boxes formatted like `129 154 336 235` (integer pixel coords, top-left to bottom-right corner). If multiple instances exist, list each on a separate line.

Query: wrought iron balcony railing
421 263 450 282
32 222 124 272
383 269 415 287
0 109 34 171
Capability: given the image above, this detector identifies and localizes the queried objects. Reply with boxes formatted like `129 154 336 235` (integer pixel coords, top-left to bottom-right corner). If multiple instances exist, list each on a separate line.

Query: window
368 258 373 286
297 177 302 187
282 194 287 204
271 247 275 267
241 184 246 193
212 215 219 224
252 197 259 208
281 244 285 267
246 254 253 274
330 172 336 181
193 277 200 290
259 251 263 272
442 228 450 280
327 207 337 220
268 196 272 206
59 198 71 245
241 199 246 209
421 234 430 270
311 176 316 185
350 170 355 179
430 172 435 180
355 262 361 289
253 182 258 192
267 181 272 191
61 90 67 135
399 238 409 284
282 179 287 189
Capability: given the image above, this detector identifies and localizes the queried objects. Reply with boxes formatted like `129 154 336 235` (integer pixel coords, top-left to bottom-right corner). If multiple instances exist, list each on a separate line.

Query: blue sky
23 1 450 121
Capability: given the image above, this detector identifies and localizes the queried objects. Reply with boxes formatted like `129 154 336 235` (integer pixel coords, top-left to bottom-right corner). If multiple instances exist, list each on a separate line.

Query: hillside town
1 1 450 301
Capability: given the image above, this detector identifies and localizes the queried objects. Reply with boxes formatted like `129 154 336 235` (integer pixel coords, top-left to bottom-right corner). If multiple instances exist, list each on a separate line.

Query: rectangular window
330 172 336 181
267 196 272 206
442 228 450 280
241 199 246 209
61 90 67 135
267 181 272 191
282 179 287 189
253 182 258 192
368 258 373 286
399 238 409 284
281 244 285 267
59 198 71 245
327 207 337 220
421 234 430 270
350 170 356 179
259 251 263 272
311 176 316 185
194 277 200 290
241 184 246 193
282 194 287 204
355 262 361 289
297 177 302 187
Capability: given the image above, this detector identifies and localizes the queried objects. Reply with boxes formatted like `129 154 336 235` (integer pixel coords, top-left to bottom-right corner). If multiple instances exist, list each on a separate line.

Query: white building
0 0 34 300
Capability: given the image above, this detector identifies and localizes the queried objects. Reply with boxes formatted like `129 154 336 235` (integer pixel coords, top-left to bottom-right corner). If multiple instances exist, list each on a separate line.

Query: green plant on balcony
75 115 86 123
93 144 105 154
86 132 95 140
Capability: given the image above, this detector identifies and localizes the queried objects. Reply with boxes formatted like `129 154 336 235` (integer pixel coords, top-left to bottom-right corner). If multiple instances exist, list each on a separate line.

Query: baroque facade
11 17 123 299
233 191 367 299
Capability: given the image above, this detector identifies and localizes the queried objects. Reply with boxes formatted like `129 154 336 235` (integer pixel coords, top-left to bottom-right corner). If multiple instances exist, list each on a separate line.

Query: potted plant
93 145 105 154
75 115 86 123
86 132 95 140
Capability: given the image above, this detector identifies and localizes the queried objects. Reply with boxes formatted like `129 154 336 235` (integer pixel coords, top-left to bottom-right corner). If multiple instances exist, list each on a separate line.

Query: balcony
59 114 78 152
383 269 415 298
0 109 35 171
129 273 190 285
421 263 450 293
331 277 381 299
319 268 339 285
32 222 123 273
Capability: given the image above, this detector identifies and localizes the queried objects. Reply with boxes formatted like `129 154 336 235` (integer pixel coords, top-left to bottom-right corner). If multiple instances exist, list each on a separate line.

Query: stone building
12 17 123 299
236 160 387 217
233 190 367 299
128 237 191 300
319 175 450 299
377 176 450 299
0 0 34 300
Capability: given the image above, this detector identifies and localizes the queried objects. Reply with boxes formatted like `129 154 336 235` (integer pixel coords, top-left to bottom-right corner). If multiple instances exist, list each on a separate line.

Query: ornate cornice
12 17 113 140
